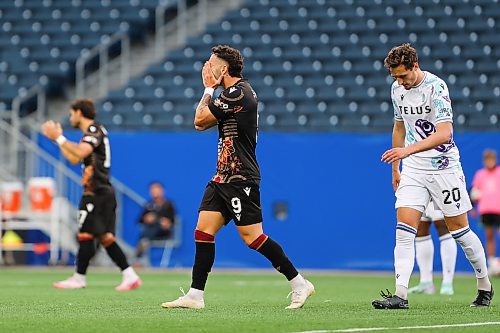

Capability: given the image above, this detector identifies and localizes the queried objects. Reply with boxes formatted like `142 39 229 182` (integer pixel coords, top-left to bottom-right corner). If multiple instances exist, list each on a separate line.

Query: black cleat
372 289 409 309
470 286 494 307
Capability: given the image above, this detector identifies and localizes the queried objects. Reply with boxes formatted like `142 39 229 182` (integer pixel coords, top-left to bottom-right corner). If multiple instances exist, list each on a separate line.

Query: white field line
293 321 500 333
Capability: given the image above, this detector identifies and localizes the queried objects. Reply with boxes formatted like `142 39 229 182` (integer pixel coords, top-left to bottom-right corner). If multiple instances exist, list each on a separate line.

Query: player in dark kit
41 99 141 291
161 45 314 309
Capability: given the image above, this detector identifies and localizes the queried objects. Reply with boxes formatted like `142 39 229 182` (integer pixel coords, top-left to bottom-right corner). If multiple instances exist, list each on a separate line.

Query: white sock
290 274 306 290
439 234 457 285
187 288 204 300
415 235 434 284
451 226 491 290
73 273 86 283
122 266 139 281
488 256 496 267
394 222 417 300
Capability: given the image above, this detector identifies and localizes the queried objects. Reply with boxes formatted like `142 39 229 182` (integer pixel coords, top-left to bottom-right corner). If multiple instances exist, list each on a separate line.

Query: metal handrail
8 85 46 179
75 31 130 98
0 117 147 262
0 118 146 206
155 0 207 57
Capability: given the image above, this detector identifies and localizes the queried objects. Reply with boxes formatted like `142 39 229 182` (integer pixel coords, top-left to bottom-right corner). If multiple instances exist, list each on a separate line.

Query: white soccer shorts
395 168 472 218
420 200 445 222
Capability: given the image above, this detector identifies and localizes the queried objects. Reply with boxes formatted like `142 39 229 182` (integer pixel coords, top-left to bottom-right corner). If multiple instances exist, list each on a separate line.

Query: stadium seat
88 0 500 131
0 0 165 113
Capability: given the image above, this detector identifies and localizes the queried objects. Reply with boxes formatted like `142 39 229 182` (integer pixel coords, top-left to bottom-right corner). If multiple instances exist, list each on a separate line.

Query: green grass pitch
0 268 498 333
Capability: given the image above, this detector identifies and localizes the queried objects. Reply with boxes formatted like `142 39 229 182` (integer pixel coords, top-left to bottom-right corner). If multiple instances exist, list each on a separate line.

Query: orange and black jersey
208 79 261 184
81 122 112 193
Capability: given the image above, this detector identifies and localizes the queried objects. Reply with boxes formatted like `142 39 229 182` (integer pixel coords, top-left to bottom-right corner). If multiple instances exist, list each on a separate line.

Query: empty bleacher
0 0 161 114
98 0 499 131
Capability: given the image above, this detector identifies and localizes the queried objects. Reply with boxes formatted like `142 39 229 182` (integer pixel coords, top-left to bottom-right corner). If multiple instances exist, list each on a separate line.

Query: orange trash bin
28 177 55 212
0 181 23 213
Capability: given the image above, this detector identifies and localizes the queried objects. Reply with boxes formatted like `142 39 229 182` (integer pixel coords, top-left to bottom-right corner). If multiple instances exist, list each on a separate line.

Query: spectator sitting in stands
135 182 176 265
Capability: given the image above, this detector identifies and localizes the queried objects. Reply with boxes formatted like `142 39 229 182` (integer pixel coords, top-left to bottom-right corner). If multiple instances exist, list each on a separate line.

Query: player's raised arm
194 61 222 131
41 120 93 165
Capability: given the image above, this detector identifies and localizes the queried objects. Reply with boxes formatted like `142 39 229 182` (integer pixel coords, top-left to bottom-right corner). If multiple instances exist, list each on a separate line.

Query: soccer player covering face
372 44 493 309
41 99 141 291
161 45 314 309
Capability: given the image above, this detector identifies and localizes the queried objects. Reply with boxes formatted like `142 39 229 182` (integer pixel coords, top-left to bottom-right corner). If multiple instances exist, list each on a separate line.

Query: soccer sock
451 226 491 291
76 239 96 275
122 266 139 281
394 222 417 300
415 235 434 284
439 234 457 285
289 274 307 290
249 234 299 281
186 287 204 301
191 230 215 292
73 273 86 284
104 242 130 271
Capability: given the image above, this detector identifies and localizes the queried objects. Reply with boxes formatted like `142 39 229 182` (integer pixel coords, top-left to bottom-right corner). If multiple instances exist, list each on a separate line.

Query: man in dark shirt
41 98 141 291
135 182 176 262
161 45 314 310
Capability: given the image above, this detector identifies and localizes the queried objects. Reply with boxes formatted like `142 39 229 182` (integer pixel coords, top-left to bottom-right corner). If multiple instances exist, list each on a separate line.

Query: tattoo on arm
196 94 211 114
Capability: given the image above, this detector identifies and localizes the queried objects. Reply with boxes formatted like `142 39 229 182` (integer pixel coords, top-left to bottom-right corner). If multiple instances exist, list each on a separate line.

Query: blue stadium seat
0 0 162 113
92 0 500 131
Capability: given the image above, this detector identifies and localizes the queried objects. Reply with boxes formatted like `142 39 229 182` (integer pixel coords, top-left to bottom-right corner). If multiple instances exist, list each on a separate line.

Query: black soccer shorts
199 181 263 226
480 214 500 227
78 188 117 236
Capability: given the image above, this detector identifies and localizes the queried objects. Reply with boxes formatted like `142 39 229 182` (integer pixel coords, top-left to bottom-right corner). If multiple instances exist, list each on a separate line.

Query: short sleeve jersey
81 122 112 193
208 79 261 184
392 71 461 172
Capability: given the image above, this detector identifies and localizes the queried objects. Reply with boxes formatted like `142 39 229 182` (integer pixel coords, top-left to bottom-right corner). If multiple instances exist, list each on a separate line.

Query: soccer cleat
53 276 86 289
440 283 454 296
161 293 205 309
408 282 435 295
115 278 142 291
470 286 494 307
286 279 315 309
372 289 409 309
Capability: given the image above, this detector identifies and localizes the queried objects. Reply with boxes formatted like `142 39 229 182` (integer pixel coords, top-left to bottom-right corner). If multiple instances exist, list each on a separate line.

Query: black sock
257 237 298 281
105 242 129 271
191 242 215 290
76 240 96 275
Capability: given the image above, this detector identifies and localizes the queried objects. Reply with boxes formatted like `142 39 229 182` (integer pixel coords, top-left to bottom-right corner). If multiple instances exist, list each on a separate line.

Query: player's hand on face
202 62 223 88
41 120 63 140
381 147 409 164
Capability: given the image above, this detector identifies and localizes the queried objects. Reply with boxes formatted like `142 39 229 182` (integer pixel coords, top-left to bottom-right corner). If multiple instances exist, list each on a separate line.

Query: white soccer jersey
392 71 461 172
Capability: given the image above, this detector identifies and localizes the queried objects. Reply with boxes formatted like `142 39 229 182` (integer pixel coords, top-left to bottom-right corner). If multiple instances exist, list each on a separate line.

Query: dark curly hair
70 98 96 120
212 45 244 77
384 43 419 70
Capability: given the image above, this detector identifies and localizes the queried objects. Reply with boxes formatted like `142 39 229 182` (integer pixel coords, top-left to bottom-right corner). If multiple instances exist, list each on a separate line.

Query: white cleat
53 276 86 289
408 282 435 295
115 278 142 291
161 295 205 309
286 279 315 309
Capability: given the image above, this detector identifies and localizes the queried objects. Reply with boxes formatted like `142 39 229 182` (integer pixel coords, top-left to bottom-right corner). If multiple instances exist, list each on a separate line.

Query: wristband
204 87 214 97
56 135 67 146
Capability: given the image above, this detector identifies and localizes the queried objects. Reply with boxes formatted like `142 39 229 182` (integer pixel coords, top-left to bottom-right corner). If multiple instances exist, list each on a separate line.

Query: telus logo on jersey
398 105 431 115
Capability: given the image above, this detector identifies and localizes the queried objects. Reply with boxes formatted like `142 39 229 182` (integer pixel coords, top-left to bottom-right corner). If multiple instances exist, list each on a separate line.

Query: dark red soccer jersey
208 79 261 184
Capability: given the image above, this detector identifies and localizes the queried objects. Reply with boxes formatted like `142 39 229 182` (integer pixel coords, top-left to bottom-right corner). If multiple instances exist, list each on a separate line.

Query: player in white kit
372 43 493 309
409 200 457 296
